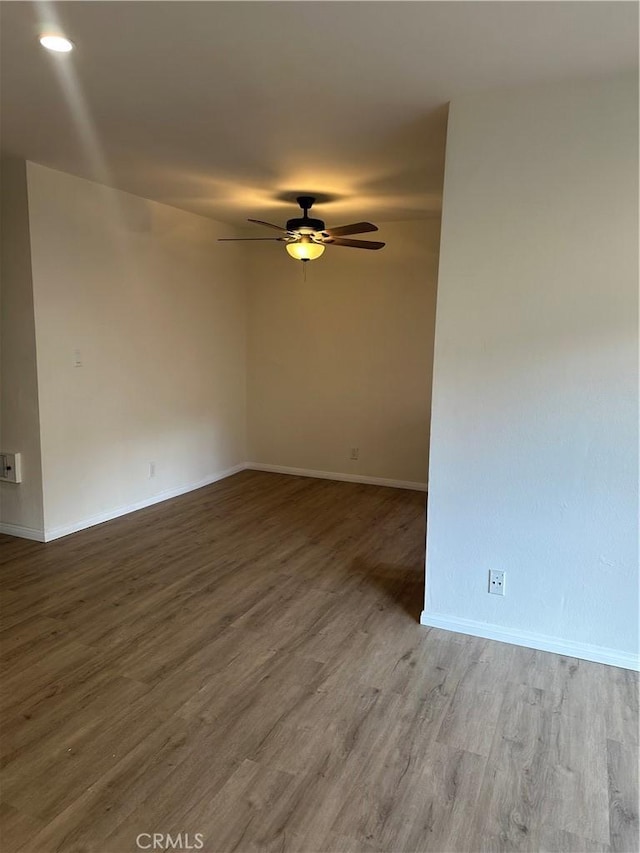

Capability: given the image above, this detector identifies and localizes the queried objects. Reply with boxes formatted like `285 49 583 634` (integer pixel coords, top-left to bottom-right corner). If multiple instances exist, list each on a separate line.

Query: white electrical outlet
488 570 505 595
0 452 22 483
148 462 156 478
350 448 359 461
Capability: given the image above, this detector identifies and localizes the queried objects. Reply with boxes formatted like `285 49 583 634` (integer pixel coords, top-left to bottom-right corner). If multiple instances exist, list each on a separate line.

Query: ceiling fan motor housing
286 216 325 233
286 195 325 234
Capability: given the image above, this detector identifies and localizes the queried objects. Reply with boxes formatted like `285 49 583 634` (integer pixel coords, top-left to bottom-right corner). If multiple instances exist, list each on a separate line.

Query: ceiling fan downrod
286 196 325 234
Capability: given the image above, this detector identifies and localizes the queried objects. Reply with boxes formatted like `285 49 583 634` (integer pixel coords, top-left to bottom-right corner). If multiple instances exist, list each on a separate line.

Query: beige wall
423 74 639 667
246 220 439 486
26 163 247 538
0 157 45 537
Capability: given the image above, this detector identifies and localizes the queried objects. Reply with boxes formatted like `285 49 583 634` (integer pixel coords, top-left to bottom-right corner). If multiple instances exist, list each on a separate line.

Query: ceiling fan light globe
286 238 325 262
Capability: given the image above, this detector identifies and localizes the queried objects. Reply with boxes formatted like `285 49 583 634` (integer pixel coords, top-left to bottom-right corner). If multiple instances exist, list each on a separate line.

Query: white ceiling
1 1 637 228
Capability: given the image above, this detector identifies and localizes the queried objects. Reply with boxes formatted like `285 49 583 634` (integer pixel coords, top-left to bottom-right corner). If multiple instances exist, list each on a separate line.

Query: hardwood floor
0 470 638 853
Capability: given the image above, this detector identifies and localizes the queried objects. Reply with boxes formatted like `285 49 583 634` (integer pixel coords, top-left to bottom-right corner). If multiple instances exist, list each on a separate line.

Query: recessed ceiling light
39 34 74 53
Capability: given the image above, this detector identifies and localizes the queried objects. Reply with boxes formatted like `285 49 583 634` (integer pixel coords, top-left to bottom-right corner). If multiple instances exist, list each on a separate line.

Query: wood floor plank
376 742 487 853
470 682 555 850
435 674 504 756
176 758 297 852
0 471 637 853
0 614 69 664
538 825 611 852
605 668 640 748
0 638 99 714
15 714 198 853
3 682 169 824
541 702 611 844
0 801 44 852
1 671 148 768
607 737 640 853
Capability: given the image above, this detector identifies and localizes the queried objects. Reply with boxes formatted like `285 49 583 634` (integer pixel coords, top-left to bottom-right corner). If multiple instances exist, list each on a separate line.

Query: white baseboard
43 463 247 542
248 463 427 492
0 522 46 542
420 611 639 671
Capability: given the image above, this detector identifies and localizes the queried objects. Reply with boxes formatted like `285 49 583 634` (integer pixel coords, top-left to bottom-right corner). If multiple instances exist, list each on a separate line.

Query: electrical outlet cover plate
488 569 505 595
0 452 22 483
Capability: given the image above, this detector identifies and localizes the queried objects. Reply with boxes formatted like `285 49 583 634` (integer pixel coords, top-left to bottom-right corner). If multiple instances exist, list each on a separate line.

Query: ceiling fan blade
218 237 285 241
328 237 385 250
247 218 288 233
324 222 378 237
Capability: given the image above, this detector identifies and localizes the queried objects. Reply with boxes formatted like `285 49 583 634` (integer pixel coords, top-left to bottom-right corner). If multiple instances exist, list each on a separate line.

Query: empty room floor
0 470 638 853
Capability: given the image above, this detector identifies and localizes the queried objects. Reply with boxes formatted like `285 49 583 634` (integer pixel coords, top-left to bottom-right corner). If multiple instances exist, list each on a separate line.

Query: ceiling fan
218 196 385 262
